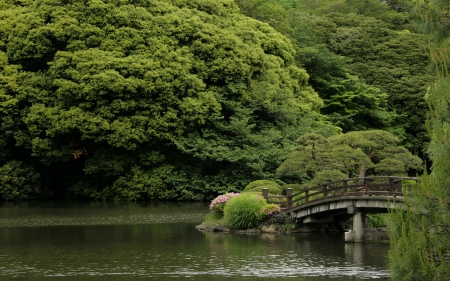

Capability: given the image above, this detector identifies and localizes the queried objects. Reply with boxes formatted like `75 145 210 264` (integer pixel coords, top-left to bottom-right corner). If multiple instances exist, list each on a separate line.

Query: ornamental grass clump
260 204 281 217
223 193 267 230
209 192 240 213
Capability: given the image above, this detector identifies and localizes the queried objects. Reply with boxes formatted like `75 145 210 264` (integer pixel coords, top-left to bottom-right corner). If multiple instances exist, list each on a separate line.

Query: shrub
367 214 388 228
243 180 281 195
0 161 40 200
402 179 418 188
260 203 281 217
224 193 267 230
281 216 295 232
209 192 240 213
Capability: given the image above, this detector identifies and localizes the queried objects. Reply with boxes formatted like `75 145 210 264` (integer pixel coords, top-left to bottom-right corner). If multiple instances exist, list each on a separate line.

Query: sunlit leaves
0 0 324 199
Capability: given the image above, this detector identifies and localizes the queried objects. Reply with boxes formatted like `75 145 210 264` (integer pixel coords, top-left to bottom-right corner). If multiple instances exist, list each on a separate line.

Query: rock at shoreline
196 214 389 241
196 214 291 234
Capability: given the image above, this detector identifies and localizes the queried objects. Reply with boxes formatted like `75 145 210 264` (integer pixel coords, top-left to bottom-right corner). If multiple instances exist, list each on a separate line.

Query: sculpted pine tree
0 0 325 200
276 130 422 184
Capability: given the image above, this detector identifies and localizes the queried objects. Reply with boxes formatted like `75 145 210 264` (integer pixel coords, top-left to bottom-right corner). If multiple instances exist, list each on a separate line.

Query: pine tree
388 1 450 280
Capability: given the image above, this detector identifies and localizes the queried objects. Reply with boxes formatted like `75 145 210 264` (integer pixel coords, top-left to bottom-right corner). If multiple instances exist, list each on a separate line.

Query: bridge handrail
262 176 418 211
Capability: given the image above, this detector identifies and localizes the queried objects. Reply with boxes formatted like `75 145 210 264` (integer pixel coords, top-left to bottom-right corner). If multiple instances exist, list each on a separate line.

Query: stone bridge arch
262 176 416 243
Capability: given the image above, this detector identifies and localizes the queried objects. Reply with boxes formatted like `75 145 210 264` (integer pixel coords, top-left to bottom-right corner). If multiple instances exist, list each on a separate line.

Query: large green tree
0 0 328 200
276 130 423 184
236 0 434 154
388 1 450 279
297 0 413 30
323 12 434 153
235 0 398 132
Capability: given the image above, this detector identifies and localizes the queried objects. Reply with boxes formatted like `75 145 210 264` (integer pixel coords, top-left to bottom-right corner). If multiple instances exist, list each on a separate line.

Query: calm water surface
0 201 390 280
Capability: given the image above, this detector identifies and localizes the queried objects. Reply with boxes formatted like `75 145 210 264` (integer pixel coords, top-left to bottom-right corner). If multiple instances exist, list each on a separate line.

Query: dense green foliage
367 213 388 228
235 0 433 154
0 0 329 200
324 13 434 152
388 1 450 279
0 160 40 200
297 0 413 28
0 0 436 201
276 130 423 184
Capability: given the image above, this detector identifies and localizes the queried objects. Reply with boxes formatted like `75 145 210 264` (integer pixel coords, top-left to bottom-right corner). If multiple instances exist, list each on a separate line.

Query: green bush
402 179 418 188
224 193 267 230
260 203 281 217
243 180 281 195
367 214 388 228
0 161 40 200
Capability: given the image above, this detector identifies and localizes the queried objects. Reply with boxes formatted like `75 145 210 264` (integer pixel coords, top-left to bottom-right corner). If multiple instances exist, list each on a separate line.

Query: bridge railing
262 176 418 211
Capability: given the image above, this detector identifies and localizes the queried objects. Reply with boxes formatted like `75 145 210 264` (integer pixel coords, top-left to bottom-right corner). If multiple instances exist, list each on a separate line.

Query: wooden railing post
365 178 369 195
343 179 347 195
323 184 328 197
389 176 394 195
262 188 269 199
286 188 293 210
305 188 309 203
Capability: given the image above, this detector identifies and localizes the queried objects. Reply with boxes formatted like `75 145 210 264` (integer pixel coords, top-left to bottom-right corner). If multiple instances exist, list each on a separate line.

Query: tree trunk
358 167 366 185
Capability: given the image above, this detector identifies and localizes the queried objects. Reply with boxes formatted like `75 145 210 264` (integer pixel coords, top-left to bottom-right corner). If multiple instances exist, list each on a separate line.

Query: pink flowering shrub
260 203 281 217
209 192 240 213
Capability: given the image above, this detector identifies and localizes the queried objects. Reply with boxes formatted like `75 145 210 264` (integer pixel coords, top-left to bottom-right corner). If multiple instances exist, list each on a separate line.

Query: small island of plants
197 184 294 233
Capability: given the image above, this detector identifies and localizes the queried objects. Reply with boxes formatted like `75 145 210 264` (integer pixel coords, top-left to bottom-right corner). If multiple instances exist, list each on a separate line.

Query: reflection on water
0 201 205 226
0 201 390 280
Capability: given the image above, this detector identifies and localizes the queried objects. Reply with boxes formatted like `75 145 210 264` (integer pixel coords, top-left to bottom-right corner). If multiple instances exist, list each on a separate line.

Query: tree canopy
276 130 423 184
324 12 434 152
0 0 437 201
0 0 328 200
235 0 434 154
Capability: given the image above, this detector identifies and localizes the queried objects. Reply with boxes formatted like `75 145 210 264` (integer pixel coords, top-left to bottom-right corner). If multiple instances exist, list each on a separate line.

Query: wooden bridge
262 176 418 242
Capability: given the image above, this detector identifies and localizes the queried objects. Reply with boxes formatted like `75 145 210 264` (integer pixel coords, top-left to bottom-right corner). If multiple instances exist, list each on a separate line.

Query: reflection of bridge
262 176 418 243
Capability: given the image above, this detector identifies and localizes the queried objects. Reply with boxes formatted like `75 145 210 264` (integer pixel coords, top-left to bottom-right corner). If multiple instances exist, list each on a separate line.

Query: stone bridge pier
288 198 402 243
344 206 367 243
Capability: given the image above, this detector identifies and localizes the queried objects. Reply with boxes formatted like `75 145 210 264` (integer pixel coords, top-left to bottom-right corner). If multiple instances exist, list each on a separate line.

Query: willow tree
0 0 328 200
388 1 450 280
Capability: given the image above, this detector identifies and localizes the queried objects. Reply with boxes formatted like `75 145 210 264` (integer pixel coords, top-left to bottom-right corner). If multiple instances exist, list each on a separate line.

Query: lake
0 201 391 280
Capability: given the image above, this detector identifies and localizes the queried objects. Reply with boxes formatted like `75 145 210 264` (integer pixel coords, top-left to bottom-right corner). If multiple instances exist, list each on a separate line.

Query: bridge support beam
353 211 366 243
